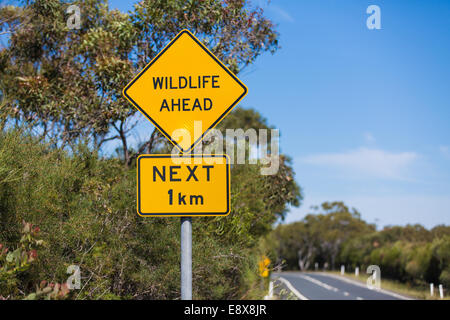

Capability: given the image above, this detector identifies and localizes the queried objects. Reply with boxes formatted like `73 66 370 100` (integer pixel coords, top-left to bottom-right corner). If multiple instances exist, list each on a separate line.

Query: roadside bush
439 269 450 287
0 129 300 299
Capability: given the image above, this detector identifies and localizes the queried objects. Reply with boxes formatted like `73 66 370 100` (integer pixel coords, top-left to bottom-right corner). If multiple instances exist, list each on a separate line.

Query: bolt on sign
123 29 248 153
137 154 230 217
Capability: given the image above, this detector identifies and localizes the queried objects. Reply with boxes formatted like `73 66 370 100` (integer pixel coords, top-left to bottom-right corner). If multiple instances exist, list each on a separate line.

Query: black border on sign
122 29 248 153
137 154 230 217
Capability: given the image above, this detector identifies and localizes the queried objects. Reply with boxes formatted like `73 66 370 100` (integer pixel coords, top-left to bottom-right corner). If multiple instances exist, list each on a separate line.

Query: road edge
273 276 309 300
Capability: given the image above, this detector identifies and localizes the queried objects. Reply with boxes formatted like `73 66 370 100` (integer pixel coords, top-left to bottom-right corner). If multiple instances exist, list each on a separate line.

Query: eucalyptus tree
0 0 278 164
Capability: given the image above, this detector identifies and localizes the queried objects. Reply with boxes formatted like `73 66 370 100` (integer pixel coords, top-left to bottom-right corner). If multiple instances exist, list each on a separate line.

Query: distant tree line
268 202 450 288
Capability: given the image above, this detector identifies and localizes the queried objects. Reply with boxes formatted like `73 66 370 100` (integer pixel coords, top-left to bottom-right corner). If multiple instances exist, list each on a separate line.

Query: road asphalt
271 272 412 300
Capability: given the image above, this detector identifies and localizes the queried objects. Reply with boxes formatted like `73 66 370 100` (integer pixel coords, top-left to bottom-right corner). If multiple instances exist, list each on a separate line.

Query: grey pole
181 217 192 300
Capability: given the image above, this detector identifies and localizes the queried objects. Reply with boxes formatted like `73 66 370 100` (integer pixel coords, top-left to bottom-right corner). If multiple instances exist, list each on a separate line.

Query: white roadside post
341 265 345 275
269 281 274 298
439 284 444 299
355 267 359 277
181 217 192 300
264 281 274 300
315 262 318 271
430 283 434 297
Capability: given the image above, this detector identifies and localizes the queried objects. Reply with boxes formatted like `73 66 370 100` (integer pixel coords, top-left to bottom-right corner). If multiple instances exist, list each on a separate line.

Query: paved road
272 272 412 300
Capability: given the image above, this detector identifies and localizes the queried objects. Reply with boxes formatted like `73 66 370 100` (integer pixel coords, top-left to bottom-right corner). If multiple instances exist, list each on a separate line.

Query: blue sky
245 0 450 229
253 0 450 229
4 0 450 228
106 0 450 228
250 0 450 229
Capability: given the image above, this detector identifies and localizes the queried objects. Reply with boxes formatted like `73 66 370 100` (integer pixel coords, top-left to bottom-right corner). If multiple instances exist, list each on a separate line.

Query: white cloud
269 5 295 23
364 132 376 143
440 146 450 159
298 147 419 180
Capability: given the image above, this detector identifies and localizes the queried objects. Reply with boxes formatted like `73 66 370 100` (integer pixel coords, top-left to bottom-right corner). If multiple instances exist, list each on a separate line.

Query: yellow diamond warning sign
137 154 230 217
123 29 248 153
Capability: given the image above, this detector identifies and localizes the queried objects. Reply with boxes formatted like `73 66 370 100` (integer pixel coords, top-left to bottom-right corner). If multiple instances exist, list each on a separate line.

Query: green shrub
0 129 299 299
439 269 450 287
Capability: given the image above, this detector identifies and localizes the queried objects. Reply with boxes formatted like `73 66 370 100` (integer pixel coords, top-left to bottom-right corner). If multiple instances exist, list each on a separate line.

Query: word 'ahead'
137 154 230 217
122 29 248 153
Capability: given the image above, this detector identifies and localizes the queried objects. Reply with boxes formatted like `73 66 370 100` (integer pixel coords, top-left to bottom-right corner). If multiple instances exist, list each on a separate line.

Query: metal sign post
181 217 192 300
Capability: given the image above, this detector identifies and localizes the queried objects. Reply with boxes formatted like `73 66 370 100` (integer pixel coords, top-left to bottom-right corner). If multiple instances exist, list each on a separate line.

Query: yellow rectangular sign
137 154 230 217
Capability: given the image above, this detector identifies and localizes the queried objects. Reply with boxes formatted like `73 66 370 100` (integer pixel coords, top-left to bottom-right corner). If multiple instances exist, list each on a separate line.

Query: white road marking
276 277 309 300
297 274 340 292
317 273 413 300
356 297 364 300
343 291 349 296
